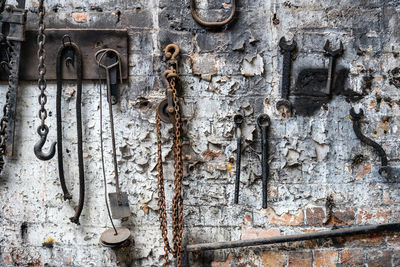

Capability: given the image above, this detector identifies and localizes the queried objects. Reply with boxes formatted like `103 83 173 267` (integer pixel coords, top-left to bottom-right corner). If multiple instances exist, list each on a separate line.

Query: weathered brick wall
1 0 400 266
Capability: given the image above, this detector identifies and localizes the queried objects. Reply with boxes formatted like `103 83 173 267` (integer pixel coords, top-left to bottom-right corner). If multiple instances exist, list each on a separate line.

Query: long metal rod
186 223 400 252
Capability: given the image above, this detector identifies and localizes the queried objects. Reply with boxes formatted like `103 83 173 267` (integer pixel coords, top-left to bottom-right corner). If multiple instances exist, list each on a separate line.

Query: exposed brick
314 250 338 267
328 208 356 225
268 209 304 226
341 249 364 267
305 207 326 226
366 250 391 267
357 207 393 224
241 228 280 240
261 251 286 267
288 251 312 267
336 233 384 247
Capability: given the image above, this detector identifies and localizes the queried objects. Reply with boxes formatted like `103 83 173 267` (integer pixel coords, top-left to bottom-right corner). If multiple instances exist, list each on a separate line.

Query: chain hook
34 125 56 161
164 44 180 60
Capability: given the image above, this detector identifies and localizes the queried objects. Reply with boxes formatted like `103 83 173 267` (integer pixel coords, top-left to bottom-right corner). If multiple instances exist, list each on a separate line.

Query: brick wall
0 0 400 266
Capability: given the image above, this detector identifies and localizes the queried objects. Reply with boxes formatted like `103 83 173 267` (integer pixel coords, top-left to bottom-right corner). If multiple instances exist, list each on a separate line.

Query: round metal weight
100 227 131 248
156 99 171 123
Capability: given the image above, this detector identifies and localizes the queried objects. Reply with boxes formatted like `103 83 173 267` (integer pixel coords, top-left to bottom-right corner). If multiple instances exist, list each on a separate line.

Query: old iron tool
95 49 130 220
56 36 85 225
350 108 390 177
324 40 343 97
97 50 130 247
34 0 56 161
233 114 243 204
0 0 26 172
277 36 297 117
156 44 185 267
191 0 236 28
257 114 270 209
157 44 180 124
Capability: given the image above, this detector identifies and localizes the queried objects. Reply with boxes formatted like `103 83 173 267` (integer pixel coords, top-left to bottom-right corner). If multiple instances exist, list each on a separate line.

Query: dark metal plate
1 29 128 81
108 192 130 219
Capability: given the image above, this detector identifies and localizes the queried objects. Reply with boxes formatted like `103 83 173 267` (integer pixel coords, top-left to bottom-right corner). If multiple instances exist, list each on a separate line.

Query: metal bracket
0 3 26 157
0 29 128 81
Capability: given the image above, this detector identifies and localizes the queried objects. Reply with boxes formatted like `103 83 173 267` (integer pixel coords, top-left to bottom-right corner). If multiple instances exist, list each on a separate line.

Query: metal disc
156 99 171 123
100 227 131 246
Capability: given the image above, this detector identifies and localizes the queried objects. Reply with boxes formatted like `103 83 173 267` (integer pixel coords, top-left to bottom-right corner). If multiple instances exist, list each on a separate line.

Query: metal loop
257 114 270 128
62 34 72 47
191 0 236 28
95 48 123 84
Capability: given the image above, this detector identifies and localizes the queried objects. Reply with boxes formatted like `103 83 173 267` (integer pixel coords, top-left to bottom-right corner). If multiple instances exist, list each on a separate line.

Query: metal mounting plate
0 29 128 81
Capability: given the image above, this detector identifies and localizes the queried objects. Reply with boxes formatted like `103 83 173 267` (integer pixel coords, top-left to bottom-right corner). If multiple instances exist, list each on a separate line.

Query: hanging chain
0 0 16 173
37 0 49 138
156 44 184 267
34 0 56 161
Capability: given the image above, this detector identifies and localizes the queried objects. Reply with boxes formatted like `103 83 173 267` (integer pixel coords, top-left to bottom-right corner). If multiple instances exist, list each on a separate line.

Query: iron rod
186 223 400 252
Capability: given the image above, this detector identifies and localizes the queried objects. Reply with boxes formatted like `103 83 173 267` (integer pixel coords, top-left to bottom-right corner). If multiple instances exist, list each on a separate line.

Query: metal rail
186 223 400 252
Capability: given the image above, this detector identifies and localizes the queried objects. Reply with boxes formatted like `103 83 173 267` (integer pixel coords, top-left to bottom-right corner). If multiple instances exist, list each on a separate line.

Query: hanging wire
98 75 118 236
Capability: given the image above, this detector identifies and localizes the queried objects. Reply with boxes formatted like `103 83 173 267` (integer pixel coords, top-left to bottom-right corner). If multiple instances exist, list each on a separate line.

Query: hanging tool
190 0 236 28
156 44 185 267
350 108 390 178
324 40 343 97
95 48 130 220
34 0 56 161
56 35 85 225
0 0 26 172
277 36 297 117
257 114 270 209
233 114 243 205
96 49 130 247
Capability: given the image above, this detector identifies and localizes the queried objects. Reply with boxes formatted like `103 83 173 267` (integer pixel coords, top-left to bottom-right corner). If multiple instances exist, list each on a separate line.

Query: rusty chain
0 0 17 173
34 0 56 161
156 44 184 267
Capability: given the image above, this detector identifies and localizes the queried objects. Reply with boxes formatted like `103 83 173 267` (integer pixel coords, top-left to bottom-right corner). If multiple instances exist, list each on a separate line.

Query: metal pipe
186 223 400 252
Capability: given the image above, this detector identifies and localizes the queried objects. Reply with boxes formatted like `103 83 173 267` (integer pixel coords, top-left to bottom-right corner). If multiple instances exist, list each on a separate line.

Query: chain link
0 5 18 172
37 0 48 132
156 47 184 267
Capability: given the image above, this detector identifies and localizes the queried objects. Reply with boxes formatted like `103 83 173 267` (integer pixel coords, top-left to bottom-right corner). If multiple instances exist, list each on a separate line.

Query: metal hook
164 44 180 60
62 34 72 47
191 0 236 28
95 48 123 84
34 125 56 161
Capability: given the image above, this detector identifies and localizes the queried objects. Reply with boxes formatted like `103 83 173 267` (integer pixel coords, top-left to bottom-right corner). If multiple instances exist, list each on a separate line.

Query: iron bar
186 223 400 252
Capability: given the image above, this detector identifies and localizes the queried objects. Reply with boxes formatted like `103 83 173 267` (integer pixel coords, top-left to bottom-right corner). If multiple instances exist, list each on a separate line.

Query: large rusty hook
164 44 180 60
191 0 236 28
34 125 56 161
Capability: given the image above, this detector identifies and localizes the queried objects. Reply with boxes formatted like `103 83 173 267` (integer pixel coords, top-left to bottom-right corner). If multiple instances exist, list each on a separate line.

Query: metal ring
191 0 236 28
257 114 270 128
62 34 72 47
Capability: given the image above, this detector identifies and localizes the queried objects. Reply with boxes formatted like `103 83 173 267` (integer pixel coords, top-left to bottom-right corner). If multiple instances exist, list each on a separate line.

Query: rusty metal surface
2 5 27 158
2 29 128 81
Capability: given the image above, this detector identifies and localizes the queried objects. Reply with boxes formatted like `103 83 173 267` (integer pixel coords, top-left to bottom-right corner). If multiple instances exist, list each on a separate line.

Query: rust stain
71 12 88 23
202 149 223 160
